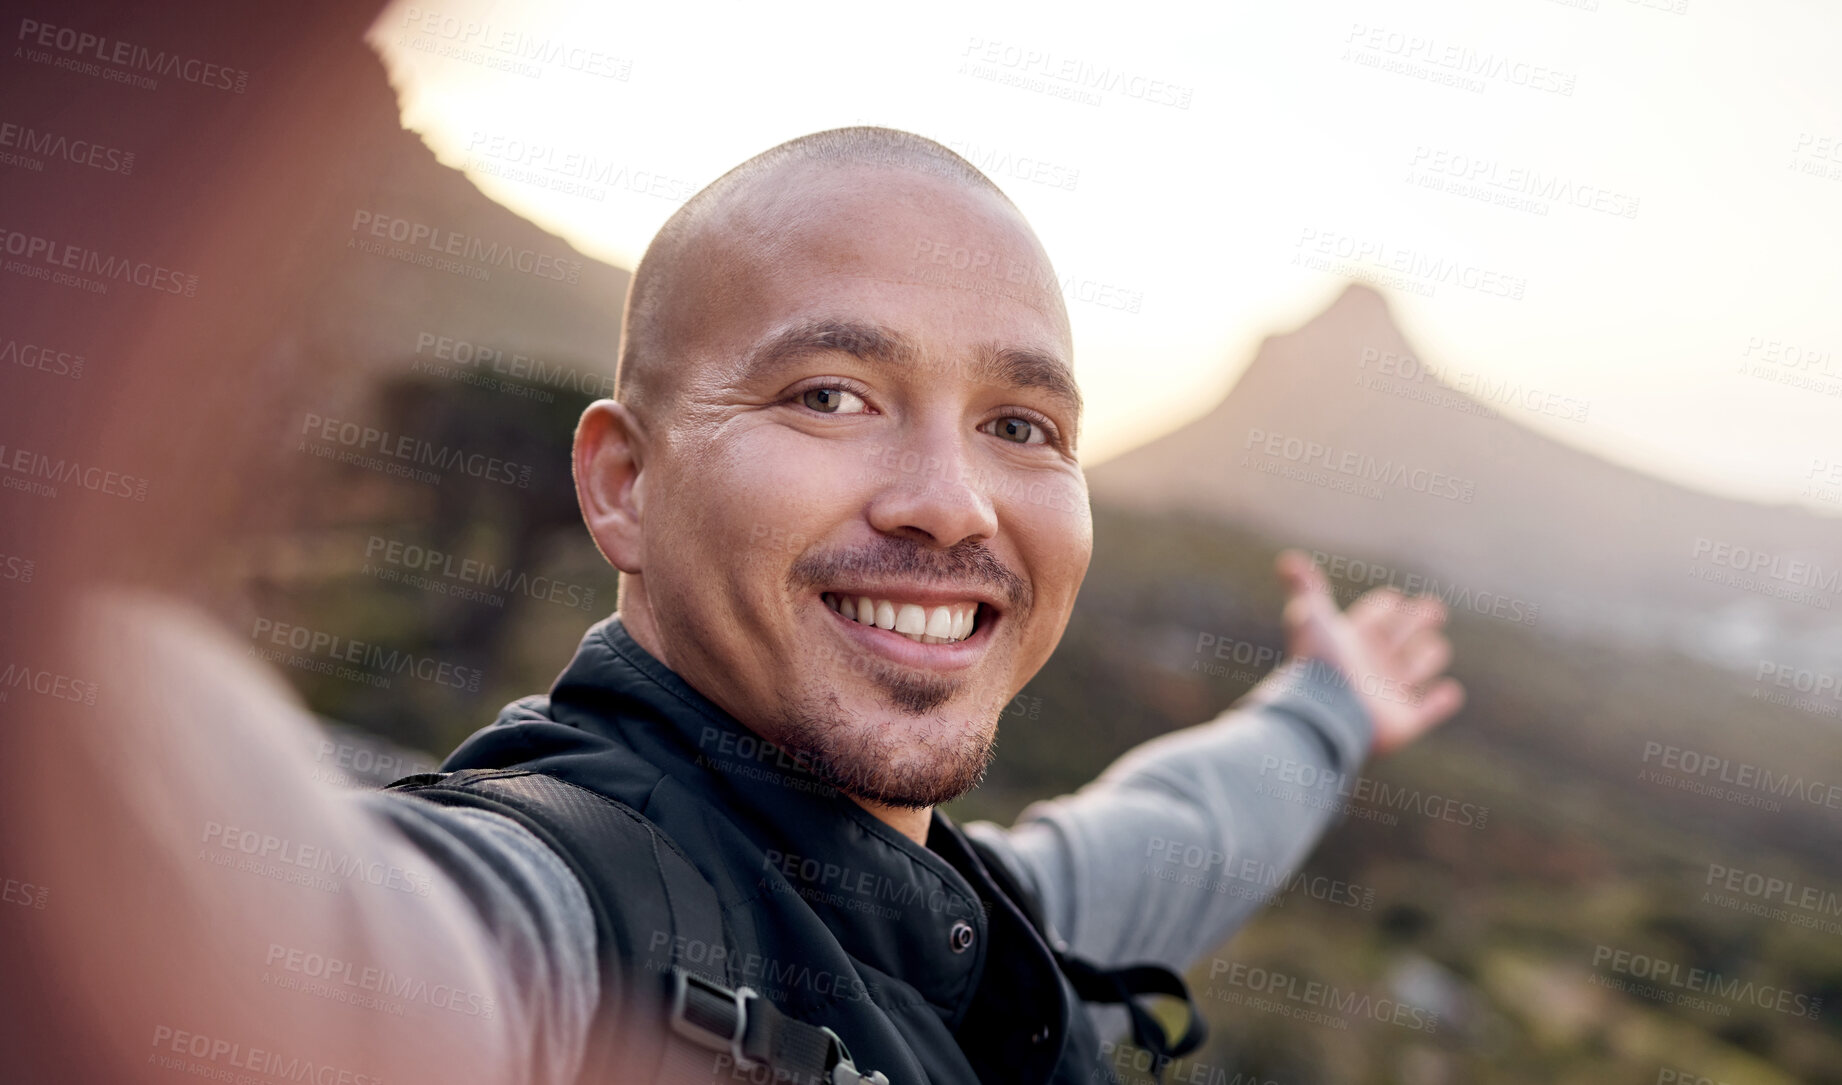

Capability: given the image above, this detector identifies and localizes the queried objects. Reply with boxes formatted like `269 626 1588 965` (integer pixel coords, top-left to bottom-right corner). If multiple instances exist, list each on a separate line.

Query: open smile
818 589 999 666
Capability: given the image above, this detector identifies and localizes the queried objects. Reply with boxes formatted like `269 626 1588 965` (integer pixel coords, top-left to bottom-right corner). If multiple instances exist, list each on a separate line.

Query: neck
847 794 933 847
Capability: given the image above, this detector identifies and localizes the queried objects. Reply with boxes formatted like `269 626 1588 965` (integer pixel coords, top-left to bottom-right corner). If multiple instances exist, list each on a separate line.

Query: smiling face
588 159 1092 809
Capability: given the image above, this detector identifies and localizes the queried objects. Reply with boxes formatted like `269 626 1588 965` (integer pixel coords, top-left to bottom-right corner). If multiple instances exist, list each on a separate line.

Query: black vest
408 617 1167 1085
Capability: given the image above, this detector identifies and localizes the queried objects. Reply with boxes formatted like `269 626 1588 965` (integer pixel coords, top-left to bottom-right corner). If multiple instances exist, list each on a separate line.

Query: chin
770 685 1001 809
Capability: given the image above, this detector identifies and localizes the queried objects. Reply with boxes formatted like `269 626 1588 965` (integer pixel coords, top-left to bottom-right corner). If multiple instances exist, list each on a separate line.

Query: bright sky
368 0 1842 510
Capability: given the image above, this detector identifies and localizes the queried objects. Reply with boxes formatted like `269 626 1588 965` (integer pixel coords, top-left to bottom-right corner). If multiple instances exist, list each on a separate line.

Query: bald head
614 126 1066 425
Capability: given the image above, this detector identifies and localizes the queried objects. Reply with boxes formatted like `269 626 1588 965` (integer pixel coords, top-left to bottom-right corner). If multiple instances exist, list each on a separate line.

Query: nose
863 427 998 549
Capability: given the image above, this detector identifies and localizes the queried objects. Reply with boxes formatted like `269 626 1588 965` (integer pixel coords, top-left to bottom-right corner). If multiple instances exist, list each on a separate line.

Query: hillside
1087 286 1842 672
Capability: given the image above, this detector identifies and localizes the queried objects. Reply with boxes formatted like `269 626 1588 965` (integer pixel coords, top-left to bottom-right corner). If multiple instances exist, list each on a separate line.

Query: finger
1276 550 1337 635
1374 677 1466 756
1350 589 1428 656
1413 676 1465 728
1377 593 1447 653
1403 593 1448 630
1274 548 1324 599
1397 630 1453 688
1348 586 1406 627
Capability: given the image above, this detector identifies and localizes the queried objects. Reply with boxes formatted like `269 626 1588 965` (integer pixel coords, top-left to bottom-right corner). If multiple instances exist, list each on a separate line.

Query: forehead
690 162 1076 380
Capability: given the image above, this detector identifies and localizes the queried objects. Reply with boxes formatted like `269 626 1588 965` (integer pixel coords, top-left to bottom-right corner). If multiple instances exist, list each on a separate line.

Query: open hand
1274 549 1465 756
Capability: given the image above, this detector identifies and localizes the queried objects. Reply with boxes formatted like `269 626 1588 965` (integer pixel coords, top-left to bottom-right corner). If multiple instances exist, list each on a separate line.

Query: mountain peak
1086 288 1842 660
1328 281 1391 317
1223 283 1418 413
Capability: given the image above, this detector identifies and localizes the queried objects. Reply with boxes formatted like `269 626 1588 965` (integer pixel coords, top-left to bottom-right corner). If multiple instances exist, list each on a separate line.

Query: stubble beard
771 664 998 809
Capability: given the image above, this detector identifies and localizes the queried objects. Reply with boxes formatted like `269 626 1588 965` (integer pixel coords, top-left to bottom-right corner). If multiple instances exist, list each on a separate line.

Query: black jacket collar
450 615 1004 1024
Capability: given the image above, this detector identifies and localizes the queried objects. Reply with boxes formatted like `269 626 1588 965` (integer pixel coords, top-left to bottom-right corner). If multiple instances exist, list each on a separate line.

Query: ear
574 399 648 574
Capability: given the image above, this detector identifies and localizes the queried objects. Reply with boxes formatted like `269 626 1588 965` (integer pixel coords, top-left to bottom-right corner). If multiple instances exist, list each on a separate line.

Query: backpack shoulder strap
966 835 1206 1079
387 768 710 1082
385 769 887 1085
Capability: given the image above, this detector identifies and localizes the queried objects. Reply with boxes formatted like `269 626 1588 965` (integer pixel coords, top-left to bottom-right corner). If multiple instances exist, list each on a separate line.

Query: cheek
666 428 868 597
1011 476 1092 578
1001 476 1092 642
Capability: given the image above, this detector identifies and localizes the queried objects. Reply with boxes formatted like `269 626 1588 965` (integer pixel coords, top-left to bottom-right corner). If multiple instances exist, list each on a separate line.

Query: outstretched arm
965 550 1464 973
0 593 596 1085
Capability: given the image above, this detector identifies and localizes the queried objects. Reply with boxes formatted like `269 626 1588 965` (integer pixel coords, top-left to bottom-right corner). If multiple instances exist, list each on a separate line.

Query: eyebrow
736 317 1084 421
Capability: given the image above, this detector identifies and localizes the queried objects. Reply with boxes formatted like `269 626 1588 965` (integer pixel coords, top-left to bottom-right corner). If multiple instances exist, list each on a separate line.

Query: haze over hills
1087 285 1842 674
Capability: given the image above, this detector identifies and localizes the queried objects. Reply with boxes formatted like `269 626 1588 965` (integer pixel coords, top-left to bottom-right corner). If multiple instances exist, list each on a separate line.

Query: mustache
785 536 1031 616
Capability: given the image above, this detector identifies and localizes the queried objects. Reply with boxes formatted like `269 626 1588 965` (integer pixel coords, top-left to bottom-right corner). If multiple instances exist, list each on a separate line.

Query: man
12 128 1459 1085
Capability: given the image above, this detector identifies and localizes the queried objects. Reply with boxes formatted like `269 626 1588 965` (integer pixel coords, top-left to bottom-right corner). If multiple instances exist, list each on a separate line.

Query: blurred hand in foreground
1275 548 1466 756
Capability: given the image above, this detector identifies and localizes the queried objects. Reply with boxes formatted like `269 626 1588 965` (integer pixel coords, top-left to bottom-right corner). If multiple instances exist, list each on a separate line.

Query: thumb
1275 549 1336 656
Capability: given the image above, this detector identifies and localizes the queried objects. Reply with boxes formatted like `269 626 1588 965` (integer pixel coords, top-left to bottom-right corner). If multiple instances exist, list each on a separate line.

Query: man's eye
800 387 867 414
984 416 1046 445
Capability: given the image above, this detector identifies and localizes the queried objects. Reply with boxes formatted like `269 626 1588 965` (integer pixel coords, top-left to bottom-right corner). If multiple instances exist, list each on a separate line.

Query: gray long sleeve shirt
361 660 1374 1085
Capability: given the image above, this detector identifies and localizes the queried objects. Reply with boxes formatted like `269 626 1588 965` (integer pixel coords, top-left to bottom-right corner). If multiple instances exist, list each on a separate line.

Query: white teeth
826 594 983 643
895 604 927 636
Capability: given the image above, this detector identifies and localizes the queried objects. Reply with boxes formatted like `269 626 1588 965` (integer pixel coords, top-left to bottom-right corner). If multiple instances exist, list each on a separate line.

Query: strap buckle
819 1027 890 1085
668 969 760 1070
669 968 890 1085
